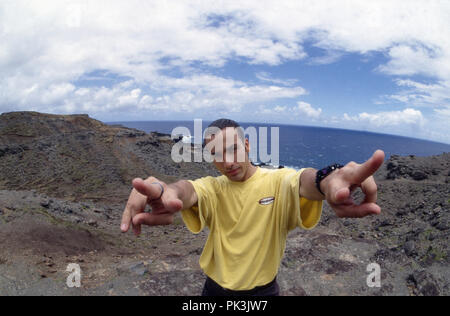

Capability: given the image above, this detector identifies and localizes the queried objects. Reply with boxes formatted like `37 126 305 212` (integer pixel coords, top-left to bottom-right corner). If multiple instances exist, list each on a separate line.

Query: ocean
110 121 450 170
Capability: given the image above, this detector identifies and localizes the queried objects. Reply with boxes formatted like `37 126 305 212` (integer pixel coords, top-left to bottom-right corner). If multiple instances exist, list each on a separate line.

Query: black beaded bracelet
315 163 344 196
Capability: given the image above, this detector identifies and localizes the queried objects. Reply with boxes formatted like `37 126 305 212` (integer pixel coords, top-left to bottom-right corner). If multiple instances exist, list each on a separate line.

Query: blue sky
1 0 449 143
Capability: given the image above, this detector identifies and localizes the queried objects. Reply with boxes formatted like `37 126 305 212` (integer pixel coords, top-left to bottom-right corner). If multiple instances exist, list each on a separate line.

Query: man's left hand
321 149 385 218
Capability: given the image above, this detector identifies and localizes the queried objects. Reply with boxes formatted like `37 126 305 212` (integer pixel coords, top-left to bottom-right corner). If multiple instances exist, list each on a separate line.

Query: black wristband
315 163 344 196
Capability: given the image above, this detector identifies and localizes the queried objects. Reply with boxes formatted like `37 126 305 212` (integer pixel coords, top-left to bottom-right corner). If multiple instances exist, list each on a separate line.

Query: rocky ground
0 112 448 296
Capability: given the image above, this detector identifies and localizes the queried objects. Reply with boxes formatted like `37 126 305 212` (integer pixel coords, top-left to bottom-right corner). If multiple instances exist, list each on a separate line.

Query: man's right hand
120 177 184 236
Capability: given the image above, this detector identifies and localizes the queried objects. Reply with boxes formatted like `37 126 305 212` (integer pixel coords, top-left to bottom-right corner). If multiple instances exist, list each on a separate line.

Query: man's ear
245 138 250 153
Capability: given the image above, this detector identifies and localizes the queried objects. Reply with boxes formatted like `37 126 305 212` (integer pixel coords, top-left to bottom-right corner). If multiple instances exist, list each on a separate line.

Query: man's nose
223 160 234 169
224 152 236 165
223 155 235 168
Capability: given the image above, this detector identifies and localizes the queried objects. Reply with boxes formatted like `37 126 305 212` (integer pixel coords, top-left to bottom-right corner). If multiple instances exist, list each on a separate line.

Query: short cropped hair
203 118 244 147
207 119 241 130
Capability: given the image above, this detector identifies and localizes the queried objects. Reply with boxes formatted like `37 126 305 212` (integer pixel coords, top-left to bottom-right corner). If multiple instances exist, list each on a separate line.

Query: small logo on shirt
259 197 275 205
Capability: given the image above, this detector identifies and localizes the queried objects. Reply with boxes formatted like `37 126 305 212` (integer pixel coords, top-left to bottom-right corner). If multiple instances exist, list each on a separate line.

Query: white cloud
258 101 322 119
293 101 322 119
340 108 450 143
435 107 450 117
41 83 76 105
380 79 450 112
255 72 298 86
0 0 449 141
1 73 306 118
147 75 307 114
343 108 425 127
274 106 287 113
307 50 344 65
118 88 141 106
258 105 288 115
378 45 450 79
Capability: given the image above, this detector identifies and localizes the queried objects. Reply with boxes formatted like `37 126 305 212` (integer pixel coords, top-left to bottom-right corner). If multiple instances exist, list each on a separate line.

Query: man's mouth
227 168 240 176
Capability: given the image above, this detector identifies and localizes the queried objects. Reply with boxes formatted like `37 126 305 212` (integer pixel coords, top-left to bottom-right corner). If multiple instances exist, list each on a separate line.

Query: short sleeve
278 168 323 231
181 176 219 234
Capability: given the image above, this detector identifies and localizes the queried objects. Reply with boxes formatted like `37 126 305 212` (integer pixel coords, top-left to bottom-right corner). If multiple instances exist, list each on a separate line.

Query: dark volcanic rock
381 152 449 182
411 171 428 181
0 145 30 157
408 270 441 296
404 241 416 257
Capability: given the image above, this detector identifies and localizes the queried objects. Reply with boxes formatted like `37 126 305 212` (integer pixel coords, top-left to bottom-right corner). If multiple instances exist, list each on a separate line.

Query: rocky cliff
0 111 218 204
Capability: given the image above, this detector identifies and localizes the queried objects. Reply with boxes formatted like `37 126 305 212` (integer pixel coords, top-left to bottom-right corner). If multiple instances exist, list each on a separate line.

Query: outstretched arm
299 150 385 218
120 177 198 235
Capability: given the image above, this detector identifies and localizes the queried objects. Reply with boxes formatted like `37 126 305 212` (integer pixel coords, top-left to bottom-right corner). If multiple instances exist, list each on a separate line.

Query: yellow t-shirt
181 167 323 291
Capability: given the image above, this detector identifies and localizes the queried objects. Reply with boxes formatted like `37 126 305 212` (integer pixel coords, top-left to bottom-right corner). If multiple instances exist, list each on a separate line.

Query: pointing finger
121 206 132 232
121 188 148 233
133 178 164 200
350 149 385 184
163 198 184 213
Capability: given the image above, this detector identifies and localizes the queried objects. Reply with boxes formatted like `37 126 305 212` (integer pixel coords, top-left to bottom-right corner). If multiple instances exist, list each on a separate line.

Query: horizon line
106 118 450 147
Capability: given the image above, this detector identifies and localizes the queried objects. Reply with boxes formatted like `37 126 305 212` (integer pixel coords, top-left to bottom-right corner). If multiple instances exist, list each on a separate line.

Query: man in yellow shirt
121 119 384 296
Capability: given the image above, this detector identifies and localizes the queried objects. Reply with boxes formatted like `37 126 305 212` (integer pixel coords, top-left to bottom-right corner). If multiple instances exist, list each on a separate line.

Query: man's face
205 127 251 182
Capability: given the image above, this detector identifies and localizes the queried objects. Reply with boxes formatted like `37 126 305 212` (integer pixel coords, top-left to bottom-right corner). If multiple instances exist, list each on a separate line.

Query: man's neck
241 164 258 182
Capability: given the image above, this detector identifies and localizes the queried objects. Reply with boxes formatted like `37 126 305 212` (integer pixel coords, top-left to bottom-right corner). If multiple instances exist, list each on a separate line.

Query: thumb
326 178 352 205
158 185 184 213
164 198 184 213
333 187 352 204
133 212 174 226
333 188 350 204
